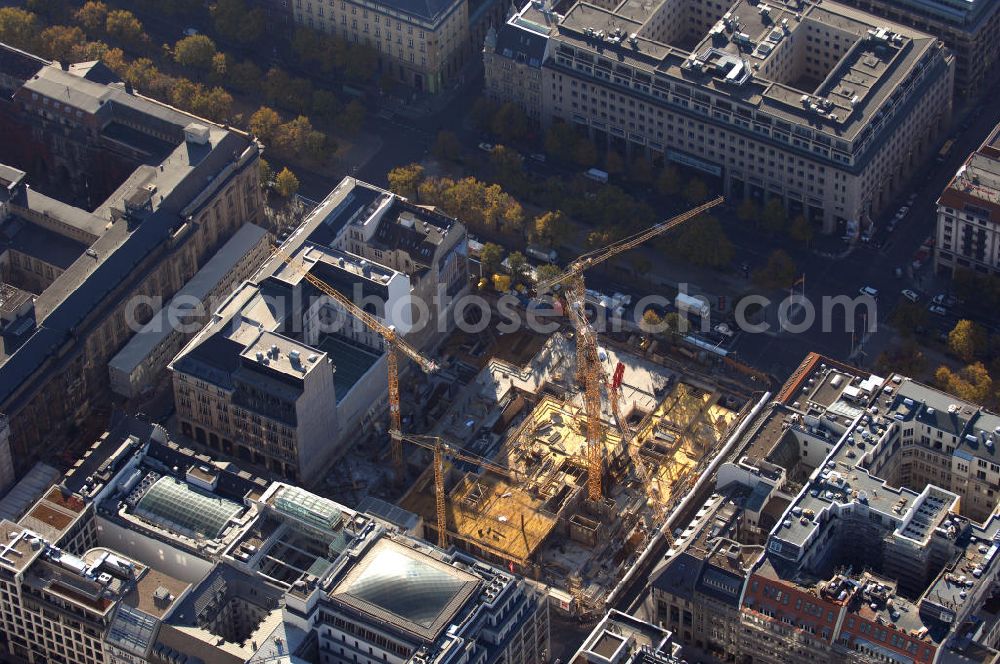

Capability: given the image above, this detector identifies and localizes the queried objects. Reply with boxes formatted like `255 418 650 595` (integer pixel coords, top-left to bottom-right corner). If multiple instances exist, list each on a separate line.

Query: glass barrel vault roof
135 476 242 539
274 485 343 531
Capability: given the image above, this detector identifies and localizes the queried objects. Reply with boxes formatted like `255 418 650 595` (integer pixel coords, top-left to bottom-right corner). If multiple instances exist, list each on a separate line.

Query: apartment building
485 0 954 234
108 222 271 400
833 0 999 95
0 47 263 478
291 0 469 92
934 120 1000 277
483 11 548 122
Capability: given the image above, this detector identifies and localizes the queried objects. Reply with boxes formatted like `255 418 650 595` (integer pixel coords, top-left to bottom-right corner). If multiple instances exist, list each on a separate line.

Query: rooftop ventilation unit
184 123 210 145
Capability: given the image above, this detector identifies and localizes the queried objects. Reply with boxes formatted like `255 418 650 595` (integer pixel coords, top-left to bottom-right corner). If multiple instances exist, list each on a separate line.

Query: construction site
395 330 746 611
296 194 762 614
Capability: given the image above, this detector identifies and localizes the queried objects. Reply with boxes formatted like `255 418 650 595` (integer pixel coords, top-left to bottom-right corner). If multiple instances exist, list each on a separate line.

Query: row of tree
387 165 526 235
249 107 342 163
0 6 355 166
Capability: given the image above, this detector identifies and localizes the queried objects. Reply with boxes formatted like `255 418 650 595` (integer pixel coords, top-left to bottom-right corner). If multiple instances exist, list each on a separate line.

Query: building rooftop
108 222 267 379
328 537 481 642
4 219 89 271
0 54 259 419
939 120 1000 219
134 475 245 540
574 609 679 664
539 0 944 143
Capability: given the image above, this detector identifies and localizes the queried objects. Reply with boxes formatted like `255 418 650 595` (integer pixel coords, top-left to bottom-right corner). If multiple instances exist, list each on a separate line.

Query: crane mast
536 196 723 502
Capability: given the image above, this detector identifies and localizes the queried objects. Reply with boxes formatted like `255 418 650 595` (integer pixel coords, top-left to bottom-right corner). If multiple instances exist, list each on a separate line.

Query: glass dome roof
332 539 480 639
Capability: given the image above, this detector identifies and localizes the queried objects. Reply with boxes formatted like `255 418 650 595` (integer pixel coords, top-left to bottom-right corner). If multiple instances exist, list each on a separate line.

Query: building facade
833 0 1000 95
170 177 467 483
485 0 955 234
934 120 1000 277
0 48 263 477
291 0 469 92
108 222 271 400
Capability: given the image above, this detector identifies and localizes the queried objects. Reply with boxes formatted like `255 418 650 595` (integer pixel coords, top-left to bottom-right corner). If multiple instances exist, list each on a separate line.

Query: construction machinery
535 196 724 502
270 244 438 476
399 433 518 548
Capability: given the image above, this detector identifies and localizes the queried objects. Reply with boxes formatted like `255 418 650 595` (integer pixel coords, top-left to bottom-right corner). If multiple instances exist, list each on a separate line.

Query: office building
169 177 467 482
833 0 999 95
485 0 954 234
934 120 1000 277
0 45 264 477
648 489 765 660
0 418 550 664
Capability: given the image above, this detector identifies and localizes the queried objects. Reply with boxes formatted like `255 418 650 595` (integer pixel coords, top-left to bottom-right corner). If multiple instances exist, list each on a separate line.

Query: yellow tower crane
270 244 438 475
398 433 519 549
534 196 724 502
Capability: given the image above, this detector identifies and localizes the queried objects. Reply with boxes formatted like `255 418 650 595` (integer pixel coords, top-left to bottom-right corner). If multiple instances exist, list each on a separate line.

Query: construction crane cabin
270 243 438 477
534 196 724 503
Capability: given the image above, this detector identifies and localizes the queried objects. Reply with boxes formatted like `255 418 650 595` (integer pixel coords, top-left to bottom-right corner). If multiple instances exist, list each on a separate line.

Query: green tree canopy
761 198 788 235
75 1 107 33
891 302 928 337
274 167 300 198
604 149 624 176
788 214 814 246
671 215 733 268
936 363 993 406
212 0 265 45
173 34 217 70
656 165 680 196
338 99 366 135
104 9 146 50
0 8 40 52
479 242 504 276
491 102 528 142
737 198 759 223
39 25 85 62
684 178 709 204
532 210 569 248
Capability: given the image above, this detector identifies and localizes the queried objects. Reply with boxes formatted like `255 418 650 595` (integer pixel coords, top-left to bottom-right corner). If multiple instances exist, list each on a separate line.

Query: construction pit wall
398 379 741 613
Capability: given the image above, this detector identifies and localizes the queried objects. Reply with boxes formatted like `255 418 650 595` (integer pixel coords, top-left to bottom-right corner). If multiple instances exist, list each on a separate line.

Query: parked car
932 294 958 307
928 305 948 316
906 193 917 205
895 206 910 220
859 286 879 300
183 27 199 36
530 153 547 163
477 142 495 152
901 289 920 303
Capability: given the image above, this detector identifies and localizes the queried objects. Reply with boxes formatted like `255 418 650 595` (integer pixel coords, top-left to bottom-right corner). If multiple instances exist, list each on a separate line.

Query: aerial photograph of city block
0 0 997 661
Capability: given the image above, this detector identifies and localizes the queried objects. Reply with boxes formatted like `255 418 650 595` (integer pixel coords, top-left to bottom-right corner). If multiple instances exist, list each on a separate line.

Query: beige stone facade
293 0 469 92
486 0 955 234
